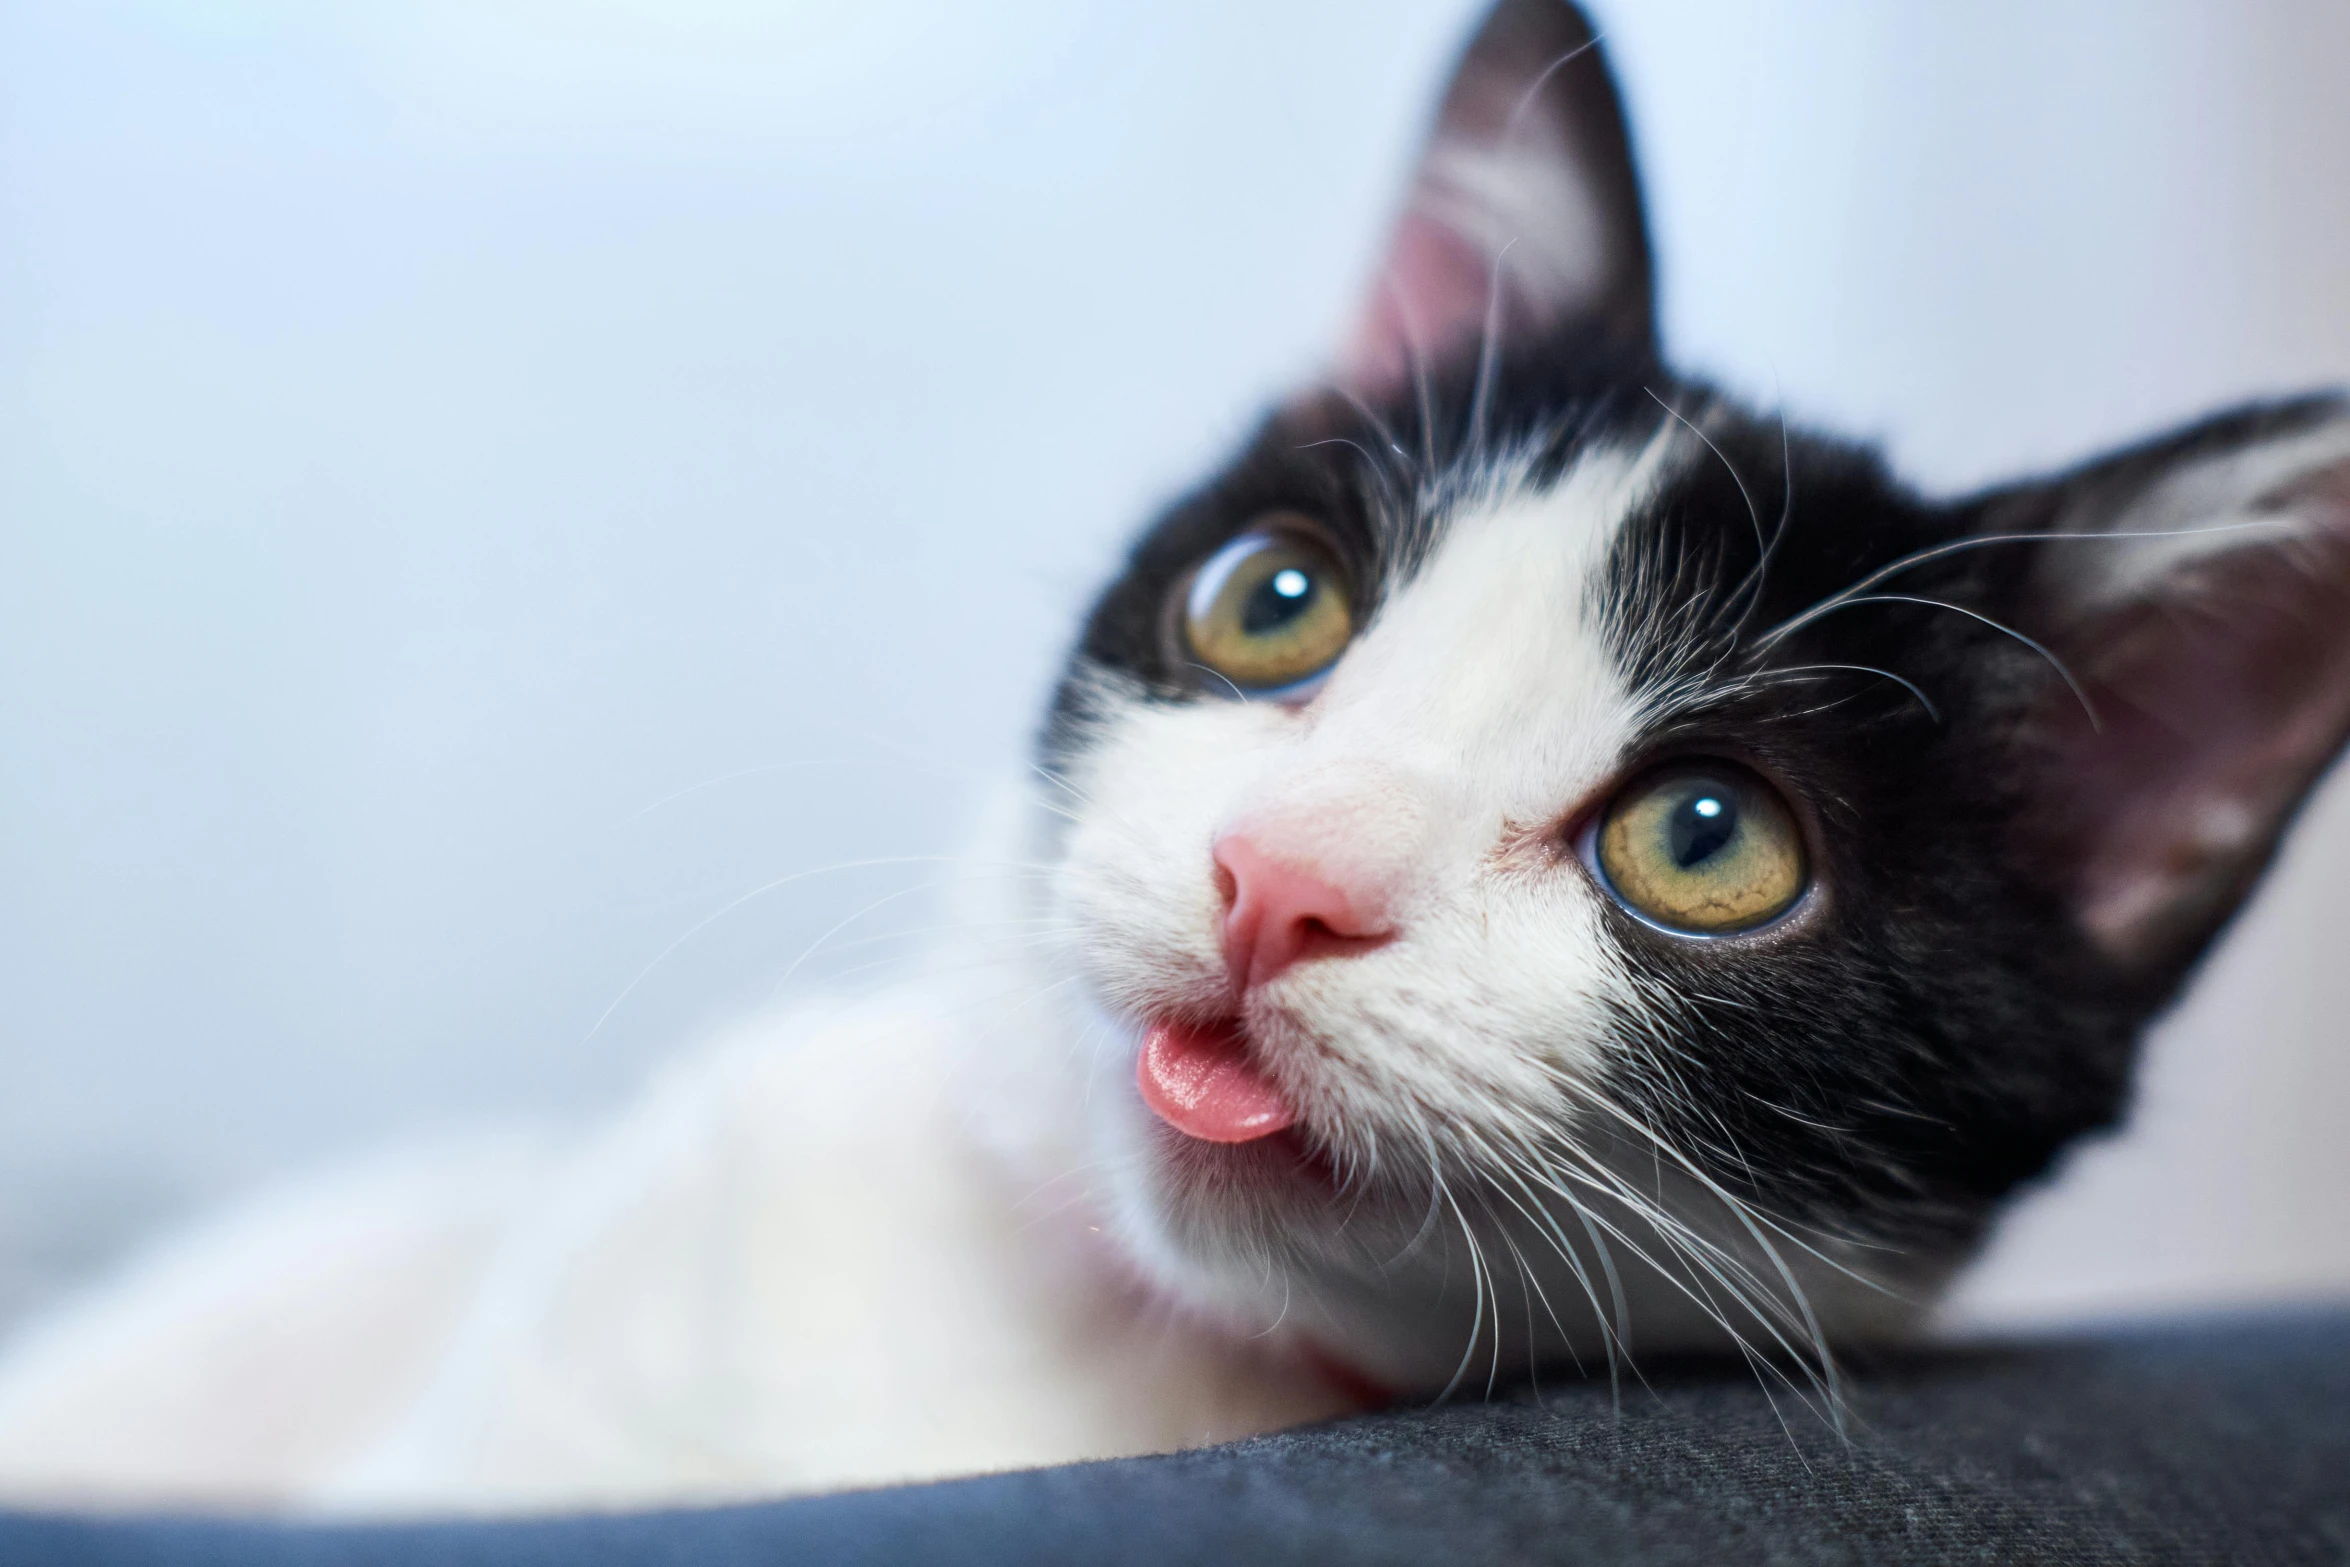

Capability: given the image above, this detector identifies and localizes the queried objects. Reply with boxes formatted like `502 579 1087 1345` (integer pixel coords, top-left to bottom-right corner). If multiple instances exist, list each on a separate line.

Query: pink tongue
1137 1021 1296 1144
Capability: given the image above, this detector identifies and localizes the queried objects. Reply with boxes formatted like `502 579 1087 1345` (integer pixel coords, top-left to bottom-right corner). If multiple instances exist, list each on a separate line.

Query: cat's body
0 990 1354 1511
4 0 2348 1516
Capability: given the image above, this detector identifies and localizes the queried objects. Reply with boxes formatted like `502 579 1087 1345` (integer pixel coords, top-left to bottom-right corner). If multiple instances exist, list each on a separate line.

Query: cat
0 0 2346 1516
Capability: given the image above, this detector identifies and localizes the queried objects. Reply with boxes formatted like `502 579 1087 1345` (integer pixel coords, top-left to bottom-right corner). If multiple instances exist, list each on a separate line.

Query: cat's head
1021 0 2350 1391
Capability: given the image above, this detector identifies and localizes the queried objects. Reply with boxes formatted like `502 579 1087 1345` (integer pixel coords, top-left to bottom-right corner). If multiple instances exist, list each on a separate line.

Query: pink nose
1212 831 1394 993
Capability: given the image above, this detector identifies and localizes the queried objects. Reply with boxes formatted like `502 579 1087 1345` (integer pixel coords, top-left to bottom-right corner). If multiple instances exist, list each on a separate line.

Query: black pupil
1241 563 1315 635
1667 785 1739 869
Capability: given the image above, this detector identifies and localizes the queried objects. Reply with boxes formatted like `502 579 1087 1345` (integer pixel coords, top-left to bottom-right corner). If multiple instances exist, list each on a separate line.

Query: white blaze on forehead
1303 444 1665 828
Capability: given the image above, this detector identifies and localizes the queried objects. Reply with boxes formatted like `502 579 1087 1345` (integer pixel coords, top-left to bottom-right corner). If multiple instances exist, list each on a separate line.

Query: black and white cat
2 0 2346 1514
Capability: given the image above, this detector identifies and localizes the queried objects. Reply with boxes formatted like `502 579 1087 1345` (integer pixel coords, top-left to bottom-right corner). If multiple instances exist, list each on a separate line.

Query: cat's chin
1105 1046 1959 1394
1109 1008 1457 1258
1150 1120 1344 1199
1116 1122 1435 1388
1092 1008 1925 1392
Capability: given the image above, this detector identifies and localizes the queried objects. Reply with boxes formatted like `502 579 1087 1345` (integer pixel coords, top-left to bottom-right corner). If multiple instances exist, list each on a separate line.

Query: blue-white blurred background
3 0 2347 1331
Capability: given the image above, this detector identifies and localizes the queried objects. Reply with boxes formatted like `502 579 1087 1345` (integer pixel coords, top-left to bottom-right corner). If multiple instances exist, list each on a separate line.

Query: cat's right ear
1984 396 2350 994
1336 0 1656 398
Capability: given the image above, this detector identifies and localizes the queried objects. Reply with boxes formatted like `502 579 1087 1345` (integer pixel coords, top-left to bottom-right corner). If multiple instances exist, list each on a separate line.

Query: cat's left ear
1988 396 2350 989
1337 0 1655 397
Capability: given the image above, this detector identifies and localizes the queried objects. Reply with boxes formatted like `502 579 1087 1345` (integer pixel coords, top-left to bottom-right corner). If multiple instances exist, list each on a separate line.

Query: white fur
0 992 1350 1514
0 1139 548 1508
0 437 1919 1514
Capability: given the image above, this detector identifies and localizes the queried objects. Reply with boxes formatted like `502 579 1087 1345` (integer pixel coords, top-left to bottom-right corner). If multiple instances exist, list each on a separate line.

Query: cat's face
1021 0 2350 1391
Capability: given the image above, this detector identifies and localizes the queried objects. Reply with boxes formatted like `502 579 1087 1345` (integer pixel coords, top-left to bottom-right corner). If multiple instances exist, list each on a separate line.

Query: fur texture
1 0 2347 1515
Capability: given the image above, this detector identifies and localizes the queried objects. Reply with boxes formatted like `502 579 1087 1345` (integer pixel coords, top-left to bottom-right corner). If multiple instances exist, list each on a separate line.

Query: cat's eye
1593 762 1808 936
1181 524 1355 695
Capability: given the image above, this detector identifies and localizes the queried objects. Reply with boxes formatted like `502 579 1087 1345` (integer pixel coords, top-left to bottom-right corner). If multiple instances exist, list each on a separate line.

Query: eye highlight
1181 523 1355 694
1593 762 1808 935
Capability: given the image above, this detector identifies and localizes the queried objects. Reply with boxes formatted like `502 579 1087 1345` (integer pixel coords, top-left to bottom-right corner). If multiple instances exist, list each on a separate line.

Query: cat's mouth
1134 1018 1296 1144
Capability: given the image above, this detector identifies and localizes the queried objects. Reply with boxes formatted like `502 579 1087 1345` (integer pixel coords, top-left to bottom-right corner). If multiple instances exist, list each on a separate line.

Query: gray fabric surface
2 1310 2345 1565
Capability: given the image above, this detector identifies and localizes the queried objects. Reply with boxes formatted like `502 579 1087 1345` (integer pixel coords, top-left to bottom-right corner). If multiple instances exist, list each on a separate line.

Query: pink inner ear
2049 513 2350 968
1323 0 1646 403
1340 213 1500 396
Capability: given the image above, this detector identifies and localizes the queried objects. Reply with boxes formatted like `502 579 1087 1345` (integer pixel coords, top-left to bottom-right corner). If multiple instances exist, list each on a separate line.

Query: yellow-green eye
1595 762 1808 935
1182 524 1355 693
